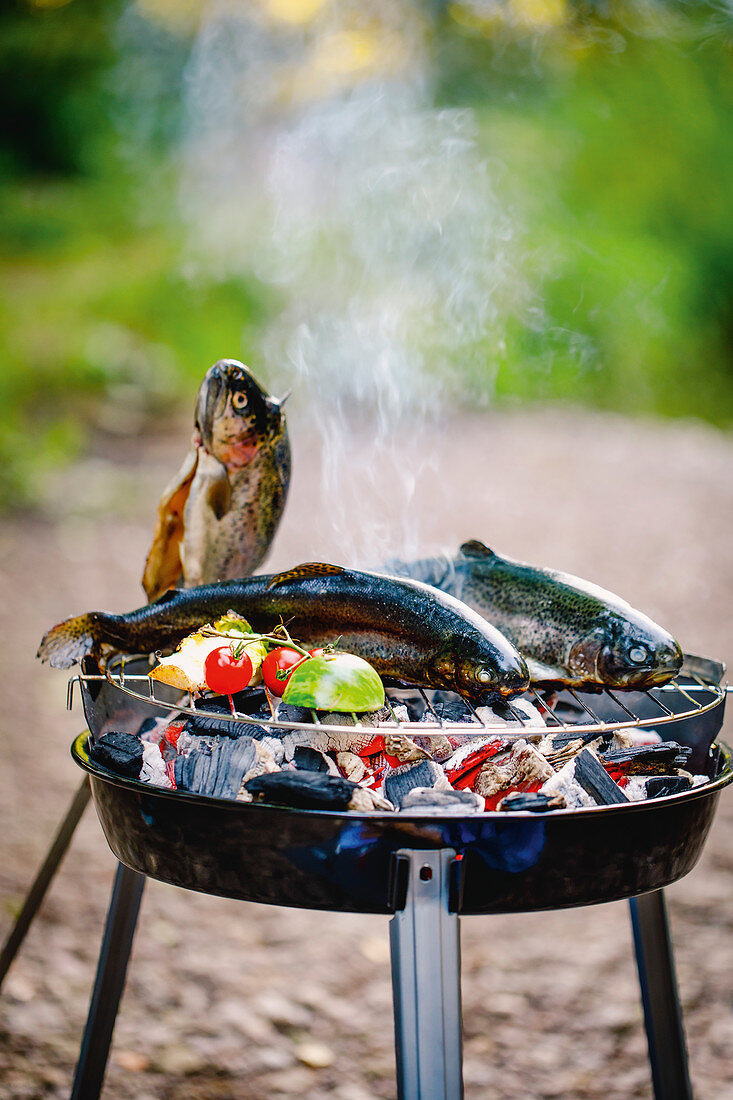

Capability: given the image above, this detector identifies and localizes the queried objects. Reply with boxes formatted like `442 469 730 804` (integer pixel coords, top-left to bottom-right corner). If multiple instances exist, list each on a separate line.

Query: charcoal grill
2 655 729 1100
53 652 728 1100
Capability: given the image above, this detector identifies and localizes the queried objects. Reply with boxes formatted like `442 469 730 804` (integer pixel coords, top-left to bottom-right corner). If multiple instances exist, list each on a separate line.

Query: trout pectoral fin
460 539 496 559
142 446 199 602
204 460 232 520
268 563 347 589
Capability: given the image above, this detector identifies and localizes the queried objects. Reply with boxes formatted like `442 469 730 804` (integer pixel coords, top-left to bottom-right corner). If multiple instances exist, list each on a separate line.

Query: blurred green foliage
1 0 732 509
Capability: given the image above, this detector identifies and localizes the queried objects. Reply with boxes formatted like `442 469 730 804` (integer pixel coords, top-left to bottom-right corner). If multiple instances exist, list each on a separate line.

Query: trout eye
628 645 648 664
232 391 248 410
476 668 491 684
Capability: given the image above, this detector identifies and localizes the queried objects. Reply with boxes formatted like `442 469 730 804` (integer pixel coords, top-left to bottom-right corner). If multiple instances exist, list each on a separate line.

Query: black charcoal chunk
384 761 447 809
176 738 256 799
90 732 144 779
498 791 566 813
574 749 629 805
427 698 475 723
293 746 331 773
244 771 357 810
400 788 484 813
184 700 257 739
599 741 691 773
275 702 314 725
645 775 693 799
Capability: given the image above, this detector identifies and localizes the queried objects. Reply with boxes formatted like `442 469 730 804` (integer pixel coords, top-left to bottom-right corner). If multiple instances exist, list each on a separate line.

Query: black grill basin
70 652 732 916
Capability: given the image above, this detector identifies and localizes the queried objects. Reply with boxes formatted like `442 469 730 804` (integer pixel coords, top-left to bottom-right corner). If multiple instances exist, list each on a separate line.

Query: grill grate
67 655 726 740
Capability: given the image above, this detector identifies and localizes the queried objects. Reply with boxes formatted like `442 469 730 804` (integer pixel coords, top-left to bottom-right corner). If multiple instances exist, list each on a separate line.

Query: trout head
567 616 683 689
429 646 528 701
195 359 287 469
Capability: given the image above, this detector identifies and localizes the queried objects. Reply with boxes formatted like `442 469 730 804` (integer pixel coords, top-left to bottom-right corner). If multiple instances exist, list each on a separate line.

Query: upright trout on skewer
142 359 291 601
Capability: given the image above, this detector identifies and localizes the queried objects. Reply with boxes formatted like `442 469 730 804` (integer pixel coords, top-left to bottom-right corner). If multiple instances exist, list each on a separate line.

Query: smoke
176 0 532 562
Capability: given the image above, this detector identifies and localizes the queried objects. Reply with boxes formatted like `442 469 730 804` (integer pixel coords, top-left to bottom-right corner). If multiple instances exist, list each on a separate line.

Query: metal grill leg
629 889 693 1100
389 848 463 1100
71 862 146 1100
0 776 91 990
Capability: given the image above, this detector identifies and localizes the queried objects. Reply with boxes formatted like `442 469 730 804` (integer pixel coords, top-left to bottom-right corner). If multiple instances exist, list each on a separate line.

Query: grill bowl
70 655 732 915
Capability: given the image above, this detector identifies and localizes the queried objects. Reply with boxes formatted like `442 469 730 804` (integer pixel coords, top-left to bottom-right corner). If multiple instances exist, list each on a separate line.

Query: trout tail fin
37 612 109 669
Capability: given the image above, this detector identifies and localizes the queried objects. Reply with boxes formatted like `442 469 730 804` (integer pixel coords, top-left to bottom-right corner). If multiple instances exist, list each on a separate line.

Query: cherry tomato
308 648 325 659
204 645 253 695
262 646 307 695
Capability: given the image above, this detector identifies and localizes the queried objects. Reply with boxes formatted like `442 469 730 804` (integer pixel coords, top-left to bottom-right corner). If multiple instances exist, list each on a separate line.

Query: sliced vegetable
204 645 254 695
282 653 385 713
150 624 266 693
262 646 307 696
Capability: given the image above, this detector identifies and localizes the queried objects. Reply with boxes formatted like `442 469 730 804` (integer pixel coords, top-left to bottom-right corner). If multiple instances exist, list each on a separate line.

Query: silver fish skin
142 359 290 602
388 540 683 691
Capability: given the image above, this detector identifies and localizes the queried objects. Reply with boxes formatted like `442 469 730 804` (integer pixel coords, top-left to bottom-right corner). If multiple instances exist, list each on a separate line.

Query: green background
2 0 732 509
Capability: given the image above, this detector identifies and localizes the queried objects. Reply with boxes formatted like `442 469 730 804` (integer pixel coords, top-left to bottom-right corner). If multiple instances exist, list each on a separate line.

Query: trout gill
142 359 290 601
389 540 683 691
38 563 529 701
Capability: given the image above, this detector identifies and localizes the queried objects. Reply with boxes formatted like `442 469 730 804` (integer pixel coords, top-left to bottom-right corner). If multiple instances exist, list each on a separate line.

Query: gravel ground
1 406 732 1099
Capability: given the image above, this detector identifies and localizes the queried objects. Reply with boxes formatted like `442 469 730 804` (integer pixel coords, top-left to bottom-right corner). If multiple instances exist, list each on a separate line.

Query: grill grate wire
67 657 726 741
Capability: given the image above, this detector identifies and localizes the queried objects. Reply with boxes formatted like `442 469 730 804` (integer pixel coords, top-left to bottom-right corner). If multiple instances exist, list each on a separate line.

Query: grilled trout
142 359 290 601
389 540 683 690
37 563 529 701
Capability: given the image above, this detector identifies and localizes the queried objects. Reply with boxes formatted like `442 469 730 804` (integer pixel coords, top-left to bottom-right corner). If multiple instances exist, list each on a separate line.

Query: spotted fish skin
37 564 529 701
389 540 683 691
142 359 290 601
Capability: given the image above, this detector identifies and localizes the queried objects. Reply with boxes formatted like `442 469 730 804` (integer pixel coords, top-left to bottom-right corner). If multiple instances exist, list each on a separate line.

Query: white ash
690 774 710 788
336 751 367 783
348 787 394 812
238 741 281 796
412 733 454 761
443 737 507 775
621 777 649 802
258 736 285 766
540 759 596 810
475 740 555 799
384 733 432 763
625 729 663 747
401 787 484 814
473 705 509 727
140 741 173 789
504 699 547 728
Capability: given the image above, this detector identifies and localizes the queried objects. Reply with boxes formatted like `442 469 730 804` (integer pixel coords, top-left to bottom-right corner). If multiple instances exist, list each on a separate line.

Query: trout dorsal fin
460 539 496 559
268 562 347 589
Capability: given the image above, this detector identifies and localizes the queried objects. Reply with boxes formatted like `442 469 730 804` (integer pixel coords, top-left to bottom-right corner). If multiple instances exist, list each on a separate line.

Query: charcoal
384 760 449 808
475 740 554 799
184 701 261 739
645 775 693 799
275 702 314 725
426 698 475 724
540 759 595 810
293 746 331 773
175 738 256 799
400 787 484 814
90 732 144 778
498 791 566 813
574 749 629 805
244 770 358 810
599 741 691 774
